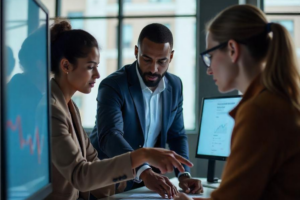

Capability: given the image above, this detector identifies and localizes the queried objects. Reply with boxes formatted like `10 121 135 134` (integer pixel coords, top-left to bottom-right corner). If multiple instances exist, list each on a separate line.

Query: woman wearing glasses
175 4 300 200
46 21 192 200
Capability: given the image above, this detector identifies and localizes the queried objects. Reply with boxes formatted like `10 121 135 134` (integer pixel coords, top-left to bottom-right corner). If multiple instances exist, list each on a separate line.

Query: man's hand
179 176 203 194
140 169 178 199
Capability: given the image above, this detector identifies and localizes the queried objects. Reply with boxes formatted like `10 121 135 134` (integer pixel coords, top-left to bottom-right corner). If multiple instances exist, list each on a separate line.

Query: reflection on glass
4 0 50 199
122 18 196 130
5 46 15 81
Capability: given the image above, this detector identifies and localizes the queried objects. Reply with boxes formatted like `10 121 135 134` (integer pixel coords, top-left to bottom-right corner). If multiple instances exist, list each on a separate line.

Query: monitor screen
196 96 242 160
2 0 51 199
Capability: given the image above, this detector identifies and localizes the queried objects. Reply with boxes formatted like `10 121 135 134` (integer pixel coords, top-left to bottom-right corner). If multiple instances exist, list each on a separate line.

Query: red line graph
6 116 43 164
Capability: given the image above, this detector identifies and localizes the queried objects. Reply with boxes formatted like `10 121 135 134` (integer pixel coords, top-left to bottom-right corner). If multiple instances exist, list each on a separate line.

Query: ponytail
263 23 300 111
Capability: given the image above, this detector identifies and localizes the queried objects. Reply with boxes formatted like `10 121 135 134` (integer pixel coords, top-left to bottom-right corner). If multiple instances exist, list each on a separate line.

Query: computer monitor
0 0 3 197
196 96 242 183
1 0 52 199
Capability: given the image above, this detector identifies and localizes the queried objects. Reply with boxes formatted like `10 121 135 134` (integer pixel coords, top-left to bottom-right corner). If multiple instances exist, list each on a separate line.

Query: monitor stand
207 159 218 183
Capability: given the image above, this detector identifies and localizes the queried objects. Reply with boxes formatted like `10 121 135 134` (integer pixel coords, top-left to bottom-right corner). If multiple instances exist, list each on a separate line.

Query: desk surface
100 177 217 200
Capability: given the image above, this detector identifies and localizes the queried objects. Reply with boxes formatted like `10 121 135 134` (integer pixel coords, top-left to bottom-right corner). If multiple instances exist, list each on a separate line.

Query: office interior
1 0 300 199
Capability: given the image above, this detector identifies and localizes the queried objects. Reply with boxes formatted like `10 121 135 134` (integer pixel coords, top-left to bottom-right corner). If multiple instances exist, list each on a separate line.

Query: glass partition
2 0 51 199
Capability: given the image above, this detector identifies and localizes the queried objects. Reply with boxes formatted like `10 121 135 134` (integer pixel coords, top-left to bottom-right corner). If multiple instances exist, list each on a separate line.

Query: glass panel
124 0 196 16
68 12 84 29
266 15 300 65
61 0 118 17
55 19 119 128
123 24 133 48
40 0 56 18
122 18 196 130
4 0 50 199
265 0 300 13
271 20 294 37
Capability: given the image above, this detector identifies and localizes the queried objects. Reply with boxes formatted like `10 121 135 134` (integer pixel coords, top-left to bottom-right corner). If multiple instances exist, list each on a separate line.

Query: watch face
180 173 191 178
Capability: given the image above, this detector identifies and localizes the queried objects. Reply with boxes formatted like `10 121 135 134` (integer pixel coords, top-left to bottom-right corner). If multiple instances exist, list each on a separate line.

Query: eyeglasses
200 41 228 68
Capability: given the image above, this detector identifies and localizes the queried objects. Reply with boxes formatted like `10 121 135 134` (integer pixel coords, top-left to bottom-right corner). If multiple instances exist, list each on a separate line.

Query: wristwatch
178 172 191 179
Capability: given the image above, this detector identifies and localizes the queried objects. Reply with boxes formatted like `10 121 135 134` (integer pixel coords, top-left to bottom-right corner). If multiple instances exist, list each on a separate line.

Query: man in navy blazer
90 23 202 197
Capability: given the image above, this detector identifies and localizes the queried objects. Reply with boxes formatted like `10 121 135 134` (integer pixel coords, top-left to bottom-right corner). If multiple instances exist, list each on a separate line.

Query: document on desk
120 193 205 199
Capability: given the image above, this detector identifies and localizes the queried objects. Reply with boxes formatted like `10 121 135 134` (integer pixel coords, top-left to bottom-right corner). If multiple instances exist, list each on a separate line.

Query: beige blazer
45 79 134 200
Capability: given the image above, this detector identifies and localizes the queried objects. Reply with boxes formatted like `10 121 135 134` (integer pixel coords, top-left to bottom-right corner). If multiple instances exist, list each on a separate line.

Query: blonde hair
207 5 300 111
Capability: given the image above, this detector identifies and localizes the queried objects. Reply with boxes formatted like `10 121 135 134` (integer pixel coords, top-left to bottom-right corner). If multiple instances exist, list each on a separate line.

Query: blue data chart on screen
4 0 50 199
197 97 242 157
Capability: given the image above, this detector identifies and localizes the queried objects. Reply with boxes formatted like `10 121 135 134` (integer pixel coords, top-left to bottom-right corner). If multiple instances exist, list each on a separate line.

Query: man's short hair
138 23 173 49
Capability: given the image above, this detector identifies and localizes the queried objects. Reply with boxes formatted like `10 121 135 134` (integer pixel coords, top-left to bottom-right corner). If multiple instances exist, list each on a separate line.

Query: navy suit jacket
90 61 190 179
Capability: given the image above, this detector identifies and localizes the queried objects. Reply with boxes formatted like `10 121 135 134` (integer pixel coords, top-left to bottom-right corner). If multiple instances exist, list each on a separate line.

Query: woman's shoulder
246 90 293 113
237 90 299 128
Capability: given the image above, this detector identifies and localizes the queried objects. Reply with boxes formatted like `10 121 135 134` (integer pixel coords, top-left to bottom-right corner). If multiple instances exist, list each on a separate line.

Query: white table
198 178 221 189
99 177 218 200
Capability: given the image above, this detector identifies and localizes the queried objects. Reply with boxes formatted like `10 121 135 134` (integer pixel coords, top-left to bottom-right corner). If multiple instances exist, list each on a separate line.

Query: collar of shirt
229 73 266 119
135 63 166 95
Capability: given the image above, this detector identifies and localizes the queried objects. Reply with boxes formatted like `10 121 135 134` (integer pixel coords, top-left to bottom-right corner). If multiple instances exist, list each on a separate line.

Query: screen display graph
197 96 242 158
6 116 44 164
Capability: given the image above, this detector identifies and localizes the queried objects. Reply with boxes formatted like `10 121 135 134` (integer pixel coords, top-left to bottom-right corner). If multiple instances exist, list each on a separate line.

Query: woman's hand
131 148 193 174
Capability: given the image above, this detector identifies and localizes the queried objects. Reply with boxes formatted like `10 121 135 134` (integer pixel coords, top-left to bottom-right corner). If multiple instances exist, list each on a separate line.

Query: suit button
139 145 142 148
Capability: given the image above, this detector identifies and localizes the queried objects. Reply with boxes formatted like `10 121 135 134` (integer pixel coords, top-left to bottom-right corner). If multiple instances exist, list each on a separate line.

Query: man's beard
137 64 167 87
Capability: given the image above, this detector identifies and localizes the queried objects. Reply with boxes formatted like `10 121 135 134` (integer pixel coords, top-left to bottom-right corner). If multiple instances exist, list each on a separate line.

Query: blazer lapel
161 79 172 146
127 62 146 137
68 101 86 158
